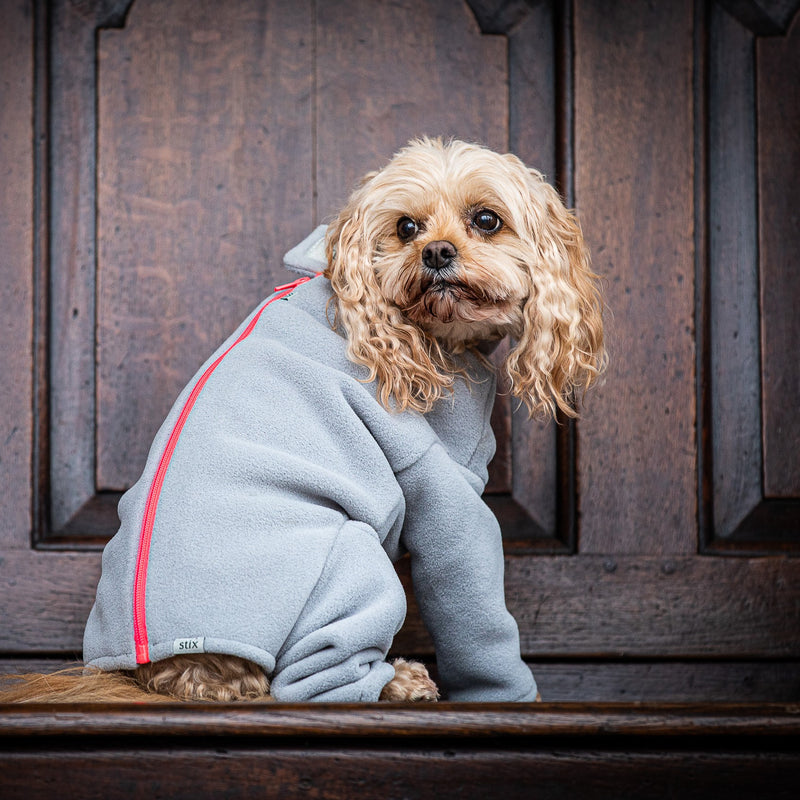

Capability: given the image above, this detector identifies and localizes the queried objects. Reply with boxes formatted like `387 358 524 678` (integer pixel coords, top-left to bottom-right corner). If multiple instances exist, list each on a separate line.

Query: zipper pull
273 274 320 293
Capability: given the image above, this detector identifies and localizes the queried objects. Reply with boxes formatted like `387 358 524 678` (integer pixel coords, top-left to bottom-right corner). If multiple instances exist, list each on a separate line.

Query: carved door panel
1 0 798 700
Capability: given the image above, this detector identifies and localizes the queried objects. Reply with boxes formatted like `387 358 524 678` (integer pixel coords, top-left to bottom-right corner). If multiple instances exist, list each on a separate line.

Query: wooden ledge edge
1 702 799 738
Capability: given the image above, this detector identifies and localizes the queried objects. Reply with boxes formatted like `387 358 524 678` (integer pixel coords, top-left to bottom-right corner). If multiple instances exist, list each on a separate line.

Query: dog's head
325 137 605 418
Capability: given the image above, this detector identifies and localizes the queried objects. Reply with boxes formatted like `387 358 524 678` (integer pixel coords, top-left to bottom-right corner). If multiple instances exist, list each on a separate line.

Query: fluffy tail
0 654 273 703
0 667 165 703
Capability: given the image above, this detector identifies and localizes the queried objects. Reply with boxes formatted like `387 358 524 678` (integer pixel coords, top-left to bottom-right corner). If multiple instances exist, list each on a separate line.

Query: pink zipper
132 276 314 663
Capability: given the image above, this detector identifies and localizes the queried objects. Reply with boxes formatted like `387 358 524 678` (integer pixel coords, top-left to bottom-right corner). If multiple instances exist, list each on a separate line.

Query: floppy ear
504 170 605 419
323 181 454 413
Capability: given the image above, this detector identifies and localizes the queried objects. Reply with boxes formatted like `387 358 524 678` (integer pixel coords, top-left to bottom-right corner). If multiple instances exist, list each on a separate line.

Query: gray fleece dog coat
83 227 538 703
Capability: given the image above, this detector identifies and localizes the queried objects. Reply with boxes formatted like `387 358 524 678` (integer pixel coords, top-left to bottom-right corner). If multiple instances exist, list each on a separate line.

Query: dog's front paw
379 658 439 702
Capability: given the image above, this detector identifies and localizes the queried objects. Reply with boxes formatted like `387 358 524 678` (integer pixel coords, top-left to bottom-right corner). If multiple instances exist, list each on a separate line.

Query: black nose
422 240 457 271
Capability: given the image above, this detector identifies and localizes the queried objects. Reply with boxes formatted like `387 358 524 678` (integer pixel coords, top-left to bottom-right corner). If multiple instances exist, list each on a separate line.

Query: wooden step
1 703 798 798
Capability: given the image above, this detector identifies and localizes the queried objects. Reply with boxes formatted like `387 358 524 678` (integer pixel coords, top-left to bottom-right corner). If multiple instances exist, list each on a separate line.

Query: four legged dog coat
83 228 538 702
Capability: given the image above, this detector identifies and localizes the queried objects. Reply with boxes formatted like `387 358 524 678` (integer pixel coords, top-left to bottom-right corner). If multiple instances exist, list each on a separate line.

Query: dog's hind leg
134 653 271 701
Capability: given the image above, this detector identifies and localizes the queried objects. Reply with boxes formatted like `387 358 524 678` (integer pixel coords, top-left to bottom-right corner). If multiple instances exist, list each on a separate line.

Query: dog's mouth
405 275 501 325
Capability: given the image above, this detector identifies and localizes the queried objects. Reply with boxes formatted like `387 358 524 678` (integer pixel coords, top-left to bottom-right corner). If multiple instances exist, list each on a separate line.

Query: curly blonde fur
378 658 439 702
1 655 436 704
325 137 605 418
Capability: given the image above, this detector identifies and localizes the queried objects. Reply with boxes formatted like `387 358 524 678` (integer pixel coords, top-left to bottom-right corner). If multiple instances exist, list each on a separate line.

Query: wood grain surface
707 5 763 539
48 1 106 530
3 750 798 800
1 704 798 799
1 701 798 737
757 15 800 498
0 0 34 548
574 0 697 555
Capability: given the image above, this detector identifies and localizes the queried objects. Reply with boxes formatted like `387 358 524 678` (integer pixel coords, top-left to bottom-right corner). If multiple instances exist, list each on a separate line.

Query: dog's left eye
397 217 420 242
472 209 503 234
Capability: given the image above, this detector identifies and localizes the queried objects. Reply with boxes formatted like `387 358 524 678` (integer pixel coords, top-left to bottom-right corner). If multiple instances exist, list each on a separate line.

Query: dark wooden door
1 0 798 702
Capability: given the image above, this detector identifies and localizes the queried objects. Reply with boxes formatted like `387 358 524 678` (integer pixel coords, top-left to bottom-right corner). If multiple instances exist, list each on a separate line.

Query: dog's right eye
397 217 419 242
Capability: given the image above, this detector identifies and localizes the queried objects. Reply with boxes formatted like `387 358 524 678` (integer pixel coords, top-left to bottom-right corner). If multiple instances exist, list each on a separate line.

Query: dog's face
325 138 605 418
356 144 536 349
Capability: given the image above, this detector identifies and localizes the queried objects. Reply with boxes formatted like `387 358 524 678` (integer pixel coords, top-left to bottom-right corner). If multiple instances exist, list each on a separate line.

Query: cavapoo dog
2 138 604 703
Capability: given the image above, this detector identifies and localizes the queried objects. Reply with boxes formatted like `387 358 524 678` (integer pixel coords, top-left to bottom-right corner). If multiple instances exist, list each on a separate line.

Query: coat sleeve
395 443 538 702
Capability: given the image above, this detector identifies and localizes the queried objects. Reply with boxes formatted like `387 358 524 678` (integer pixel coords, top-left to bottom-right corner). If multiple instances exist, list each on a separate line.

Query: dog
2 138 604 703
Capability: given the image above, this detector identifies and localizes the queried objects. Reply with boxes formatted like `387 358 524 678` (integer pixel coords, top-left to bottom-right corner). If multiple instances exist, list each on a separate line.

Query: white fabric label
173 636 205 655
